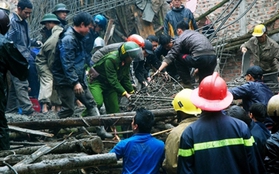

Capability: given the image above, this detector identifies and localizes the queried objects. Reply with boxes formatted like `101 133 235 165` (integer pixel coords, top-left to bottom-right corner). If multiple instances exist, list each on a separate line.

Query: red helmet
127 34 145 48
191 72 233 111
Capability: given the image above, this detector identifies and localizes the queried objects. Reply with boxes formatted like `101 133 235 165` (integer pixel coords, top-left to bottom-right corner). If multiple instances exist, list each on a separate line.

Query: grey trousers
6 72 34 115
56 85 97 118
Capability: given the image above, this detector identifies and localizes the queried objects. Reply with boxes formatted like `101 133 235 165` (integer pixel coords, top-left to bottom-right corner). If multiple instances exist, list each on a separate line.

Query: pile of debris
3 75 181 173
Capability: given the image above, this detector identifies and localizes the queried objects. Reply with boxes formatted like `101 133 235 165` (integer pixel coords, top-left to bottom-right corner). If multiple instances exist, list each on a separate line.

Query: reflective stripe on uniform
178 136 255 157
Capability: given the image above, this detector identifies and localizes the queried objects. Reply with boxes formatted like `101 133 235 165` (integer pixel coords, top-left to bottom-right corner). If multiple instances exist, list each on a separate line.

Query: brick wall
192 0 279 82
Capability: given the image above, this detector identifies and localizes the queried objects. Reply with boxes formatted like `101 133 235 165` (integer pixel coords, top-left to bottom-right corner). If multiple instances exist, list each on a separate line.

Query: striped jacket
177 111 266 174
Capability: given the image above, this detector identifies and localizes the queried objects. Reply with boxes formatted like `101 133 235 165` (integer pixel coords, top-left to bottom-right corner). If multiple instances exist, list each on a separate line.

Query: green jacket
241 36 279 73
93 50 134 95
36 25 63 69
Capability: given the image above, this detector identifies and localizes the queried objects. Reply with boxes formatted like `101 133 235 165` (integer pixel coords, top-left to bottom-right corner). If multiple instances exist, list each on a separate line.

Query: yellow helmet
172 89 201 115
267 95 279 117
252 24 266 37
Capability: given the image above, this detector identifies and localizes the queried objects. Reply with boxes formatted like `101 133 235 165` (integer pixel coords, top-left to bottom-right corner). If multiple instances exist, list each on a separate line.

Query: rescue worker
0 9 29 149
155 21 217 87
163 88 201 173
35 13 63 113
229 65 273 112
91 34 144 63
178 72 266 174
265 94 279 173
164 0 197 37
110 108 164 174
89 41 141 114
52 12 100 119
241 24 279 83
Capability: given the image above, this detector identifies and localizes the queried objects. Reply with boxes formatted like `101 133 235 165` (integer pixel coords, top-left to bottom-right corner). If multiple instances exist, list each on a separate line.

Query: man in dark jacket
229 66 273 112
0 9 29 149
5 0 38 115
164 0 197 37
178 72 266 174
228 105 270 159
134 40 161 87
52 12 99 119
156 24 217 87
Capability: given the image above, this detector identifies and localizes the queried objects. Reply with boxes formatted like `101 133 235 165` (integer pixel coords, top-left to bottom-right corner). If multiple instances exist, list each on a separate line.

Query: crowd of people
0 0 279 173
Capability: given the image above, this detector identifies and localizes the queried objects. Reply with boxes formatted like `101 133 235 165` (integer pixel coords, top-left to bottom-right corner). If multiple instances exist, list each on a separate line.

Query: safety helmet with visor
120 41 144 62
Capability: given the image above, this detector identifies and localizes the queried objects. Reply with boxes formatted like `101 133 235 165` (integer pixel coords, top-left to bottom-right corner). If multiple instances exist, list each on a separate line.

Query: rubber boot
96 126 113 140
87 106 101 116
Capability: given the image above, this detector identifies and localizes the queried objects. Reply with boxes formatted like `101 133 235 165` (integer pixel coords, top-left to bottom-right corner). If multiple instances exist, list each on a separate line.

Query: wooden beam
8 125 54 137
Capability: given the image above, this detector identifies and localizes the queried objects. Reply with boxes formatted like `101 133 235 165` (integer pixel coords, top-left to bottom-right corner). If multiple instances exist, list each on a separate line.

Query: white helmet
93 37 105 49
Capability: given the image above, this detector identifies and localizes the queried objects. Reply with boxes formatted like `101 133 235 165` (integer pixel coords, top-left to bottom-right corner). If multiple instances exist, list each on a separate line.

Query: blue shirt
110 133 164 174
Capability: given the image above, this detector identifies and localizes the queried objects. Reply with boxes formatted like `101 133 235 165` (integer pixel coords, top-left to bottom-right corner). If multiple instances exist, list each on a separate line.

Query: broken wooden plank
0 153 117 174
13 140 66 167
8 125 54 137
104 19 115 44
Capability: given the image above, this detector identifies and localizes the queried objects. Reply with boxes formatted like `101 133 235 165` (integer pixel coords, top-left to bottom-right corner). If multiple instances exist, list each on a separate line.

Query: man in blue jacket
110 108 164 174
178 72 266 174
164 0 197 37
229 65 273 112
